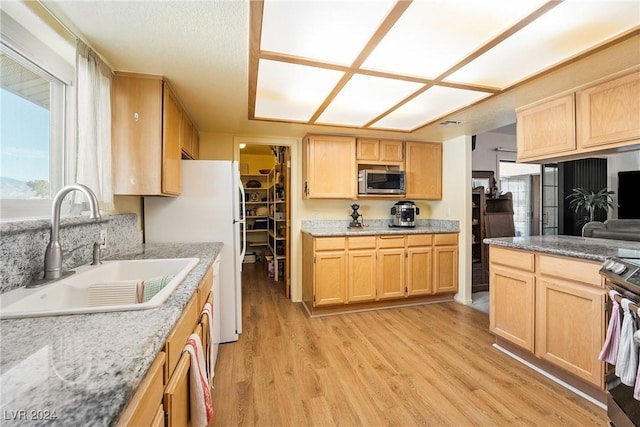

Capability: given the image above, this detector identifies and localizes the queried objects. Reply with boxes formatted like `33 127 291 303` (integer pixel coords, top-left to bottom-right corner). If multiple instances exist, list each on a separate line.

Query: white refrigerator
143 160 245 344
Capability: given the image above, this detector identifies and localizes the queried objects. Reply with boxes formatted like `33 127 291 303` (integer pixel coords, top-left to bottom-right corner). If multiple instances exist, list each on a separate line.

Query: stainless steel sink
0 258 199 319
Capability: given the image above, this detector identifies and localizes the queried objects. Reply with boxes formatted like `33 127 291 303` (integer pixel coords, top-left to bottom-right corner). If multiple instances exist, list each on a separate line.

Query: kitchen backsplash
0 213 142 293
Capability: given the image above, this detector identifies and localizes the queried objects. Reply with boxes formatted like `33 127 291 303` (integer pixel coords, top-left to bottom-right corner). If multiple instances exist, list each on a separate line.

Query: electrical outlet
311 211 319 221
99 229 107 249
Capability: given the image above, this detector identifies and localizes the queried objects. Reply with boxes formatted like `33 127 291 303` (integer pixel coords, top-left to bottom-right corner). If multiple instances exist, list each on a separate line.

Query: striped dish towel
200 301 215 383
184 333 214 426
599 290 622 364
136 275 174 303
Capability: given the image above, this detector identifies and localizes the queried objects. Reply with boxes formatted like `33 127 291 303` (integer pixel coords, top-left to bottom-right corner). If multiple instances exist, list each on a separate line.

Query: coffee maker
390 201 419 227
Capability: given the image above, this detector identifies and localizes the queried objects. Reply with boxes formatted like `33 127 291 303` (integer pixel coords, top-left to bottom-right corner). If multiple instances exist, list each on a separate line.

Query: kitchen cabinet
516 68 640 163
356 138 403 163
432 234 459 294
303 134 356 199
576 69 640 149
489 246 605 388
516 93 576 162
347 236 377 302
535 255 605 387
302 232 458 314
489 247 536 352
405 141 442 200
378 235 406 300
180 113 199 160
117 264 214 426
112 73 182 196
406 234 433 296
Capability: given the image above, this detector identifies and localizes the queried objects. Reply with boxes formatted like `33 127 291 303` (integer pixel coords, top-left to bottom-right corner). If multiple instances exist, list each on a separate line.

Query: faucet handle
91 241 102 265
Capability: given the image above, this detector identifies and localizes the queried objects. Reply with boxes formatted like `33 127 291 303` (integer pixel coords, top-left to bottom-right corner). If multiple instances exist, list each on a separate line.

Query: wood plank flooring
211 263 608 426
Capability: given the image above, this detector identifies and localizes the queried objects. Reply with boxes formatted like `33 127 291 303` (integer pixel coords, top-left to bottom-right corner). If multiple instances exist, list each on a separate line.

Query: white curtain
74 40 113 211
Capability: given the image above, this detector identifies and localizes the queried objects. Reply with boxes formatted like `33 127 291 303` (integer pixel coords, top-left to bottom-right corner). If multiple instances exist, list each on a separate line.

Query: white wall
472 131 517 174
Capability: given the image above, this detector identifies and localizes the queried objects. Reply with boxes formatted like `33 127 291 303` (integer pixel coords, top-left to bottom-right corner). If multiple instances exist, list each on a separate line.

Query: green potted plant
567 187 617 223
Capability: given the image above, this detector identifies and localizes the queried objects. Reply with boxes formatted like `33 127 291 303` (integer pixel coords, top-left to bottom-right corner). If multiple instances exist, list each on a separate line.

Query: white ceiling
32 1 640 141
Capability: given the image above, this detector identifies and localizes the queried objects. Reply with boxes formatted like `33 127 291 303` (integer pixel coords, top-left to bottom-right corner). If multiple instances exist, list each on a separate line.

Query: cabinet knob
133 113 140 121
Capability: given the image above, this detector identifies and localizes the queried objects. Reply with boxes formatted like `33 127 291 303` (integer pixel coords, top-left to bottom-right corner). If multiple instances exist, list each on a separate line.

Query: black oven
600 257 640 427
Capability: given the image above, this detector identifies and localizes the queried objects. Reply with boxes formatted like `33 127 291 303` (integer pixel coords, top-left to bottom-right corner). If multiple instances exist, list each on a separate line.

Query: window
1 47 66 218
0 6 74 221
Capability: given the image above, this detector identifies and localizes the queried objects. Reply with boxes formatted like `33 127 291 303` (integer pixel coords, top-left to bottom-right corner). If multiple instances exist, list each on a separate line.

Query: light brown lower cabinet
117 265 214 426
489 246 605 388
302 232 458 313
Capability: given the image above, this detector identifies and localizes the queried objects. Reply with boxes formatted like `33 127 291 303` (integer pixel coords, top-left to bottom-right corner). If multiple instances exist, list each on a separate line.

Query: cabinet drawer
197 266 213 310
117 352 166 427
538 254 602 287
434 233 458 246
315 237 346 251
407 234 433 247
165 294 198 381
378 235 406 248
490 247 534 272
348 236 376 249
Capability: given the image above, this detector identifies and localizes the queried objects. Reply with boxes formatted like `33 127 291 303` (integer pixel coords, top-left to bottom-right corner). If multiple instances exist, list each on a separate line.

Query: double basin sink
0 258 199 319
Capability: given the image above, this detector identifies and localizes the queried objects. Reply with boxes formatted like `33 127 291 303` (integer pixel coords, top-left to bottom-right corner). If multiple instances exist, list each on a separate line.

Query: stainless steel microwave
358 170 406 194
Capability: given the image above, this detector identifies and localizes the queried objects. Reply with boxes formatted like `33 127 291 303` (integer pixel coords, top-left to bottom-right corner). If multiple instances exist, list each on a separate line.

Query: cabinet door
406 247 432 296
180 113 194 158
112 74 163 195
489 266 535 351
405 141 442 200
348 250 377 302
356 138 379 161
516 93 576 162
304 135 356 199
535 277 605 387
314 251 347 306
162 83 182 195
576 70 640 149
163 351 190 427
380 139 403 162
433 245 458 294
377 248 405 300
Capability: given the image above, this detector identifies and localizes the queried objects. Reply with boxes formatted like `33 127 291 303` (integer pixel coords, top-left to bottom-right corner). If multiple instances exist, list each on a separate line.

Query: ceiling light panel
446 1 640 88
254 59 344 122
260 0 396 65
371 85 490 131
316 74 423 127
362 0 546 79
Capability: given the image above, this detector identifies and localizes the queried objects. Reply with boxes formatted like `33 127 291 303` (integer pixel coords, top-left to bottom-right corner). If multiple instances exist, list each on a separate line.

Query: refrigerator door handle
237 173 247 260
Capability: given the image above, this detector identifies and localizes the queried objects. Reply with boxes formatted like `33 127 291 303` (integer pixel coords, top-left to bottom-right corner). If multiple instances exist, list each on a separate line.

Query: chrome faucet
43 184 101 280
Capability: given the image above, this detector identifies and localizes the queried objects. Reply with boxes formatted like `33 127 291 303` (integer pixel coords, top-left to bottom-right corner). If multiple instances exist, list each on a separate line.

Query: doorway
234 137 298 300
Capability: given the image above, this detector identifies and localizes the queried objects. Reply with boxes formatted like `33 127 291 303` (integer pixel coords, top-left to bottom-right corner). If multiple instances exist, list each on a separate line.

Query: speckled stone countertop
0 242 222 427
484 235 640 262
301 219 459 237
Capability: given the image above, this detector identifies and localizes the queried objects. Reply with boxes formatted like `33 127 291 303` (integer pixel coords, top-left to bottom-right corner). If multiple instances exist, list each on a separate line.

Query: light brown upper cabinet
576 69 640 149
303 135 356 199
112 73 181 196
516 68 639 163
180 112 200 160
516 93 576 162
405 141 442 200
356 138 404 163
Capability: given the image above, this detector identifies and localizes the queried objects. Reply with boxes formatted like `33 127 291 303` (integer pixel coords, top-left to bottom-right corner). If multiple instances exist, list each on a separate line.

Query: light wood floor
211 263 608 426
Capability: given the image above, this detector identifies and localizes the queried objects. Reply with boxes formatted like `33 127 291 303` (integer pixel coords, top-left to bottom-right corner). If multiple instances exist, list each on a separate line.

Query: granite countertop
301 219 460 237
484 235 640 262
0 242 223 427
